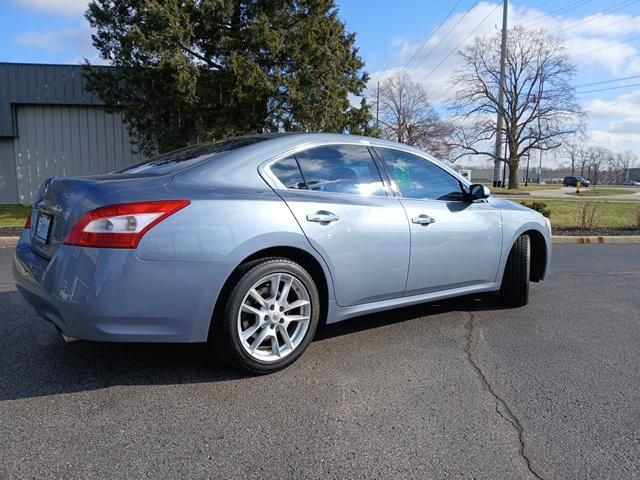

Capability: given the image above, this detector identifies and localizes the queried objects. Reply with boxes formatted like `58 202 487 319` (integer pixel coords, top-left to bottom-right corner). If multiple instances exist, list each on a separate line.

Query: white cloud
565 37 637 74
373 2 503 103
370 3 640 99
367 2 640 154
582 89 640 150
13 24 101 63
584 90 640 119
609 118 640 134
15 30 68 53
9 0 89 16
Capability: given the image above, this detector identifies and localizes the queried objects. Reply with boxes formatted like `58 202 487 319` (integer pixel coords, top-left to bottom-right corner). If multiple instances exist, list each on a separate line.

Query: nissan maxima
14 133 552 373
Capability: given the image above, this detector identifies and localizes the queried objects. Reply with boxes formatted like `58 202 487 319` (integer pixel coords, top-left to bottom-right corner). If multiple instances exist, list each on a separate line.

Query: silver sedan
14 133 551 373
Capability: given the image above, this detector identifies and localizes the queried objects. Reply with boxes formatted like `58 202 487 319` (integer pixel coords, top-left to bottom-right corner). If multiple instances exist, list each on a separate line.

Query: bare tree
593 149 638 185
616 150 638 183
564 142 583 176
578 146 592 178
585 146 612 186
449 27 584 189
376 71 454 159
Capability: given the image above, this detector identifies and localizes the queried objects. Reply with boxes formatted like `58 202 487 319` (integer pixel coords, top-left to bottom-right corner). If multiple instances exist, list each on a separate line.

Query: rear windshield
114 136 269 175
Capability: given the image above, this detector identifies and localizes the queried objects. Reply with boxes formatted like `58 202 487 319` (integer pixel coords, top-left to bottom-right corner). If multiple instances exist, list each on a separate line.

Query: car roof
174 132 469 190
230 132 458 170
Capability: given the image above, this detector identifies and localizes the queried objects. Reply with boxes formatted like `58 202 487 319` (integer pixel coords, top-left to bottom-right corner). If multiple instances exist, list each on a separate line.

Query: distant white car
623 179 640 186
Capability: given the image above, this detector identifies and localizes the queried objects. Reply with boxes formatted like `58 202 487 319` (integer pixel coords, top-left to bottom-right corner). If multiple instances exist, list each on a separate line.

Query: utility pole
502 140 508 188
536 95 542 184
525 149 530 186
376 81 380 131
537 148 543 184
493 0 509 188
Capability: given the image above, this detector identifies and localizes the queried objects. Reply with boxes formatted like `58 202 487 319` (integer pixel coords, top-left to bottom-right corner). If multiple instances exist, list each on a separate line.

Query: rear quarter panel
135 187 335 341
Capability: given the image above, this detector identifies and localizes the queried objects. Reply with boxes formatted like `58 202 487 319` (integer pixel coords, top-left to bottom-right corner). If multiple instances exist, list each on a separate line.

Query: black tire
500 234 530 308
210 257 320 374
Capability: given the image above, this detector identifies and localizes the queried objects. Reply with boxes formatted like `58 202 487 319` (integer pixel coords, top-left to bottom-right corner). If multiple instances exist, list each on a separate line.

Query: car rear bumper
13 230 225 343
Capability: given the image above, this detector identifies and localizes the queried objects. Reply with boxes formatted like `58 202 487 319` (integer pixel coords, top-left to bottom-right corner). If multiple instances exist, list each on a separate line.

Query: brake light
64 200 190 249
24 211 32 229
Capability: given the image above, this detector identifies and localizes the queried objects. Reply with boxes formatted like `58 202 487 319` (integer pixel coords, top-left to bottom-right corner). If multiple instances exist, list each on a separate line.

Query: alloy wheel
236 272 311 362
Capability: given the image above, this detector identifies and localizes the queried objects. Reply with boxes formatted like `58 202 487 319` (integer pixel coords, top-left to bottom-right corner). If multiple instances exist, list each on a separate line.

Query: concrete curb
0 237 19 248
1 235 639 248
552 235 640 244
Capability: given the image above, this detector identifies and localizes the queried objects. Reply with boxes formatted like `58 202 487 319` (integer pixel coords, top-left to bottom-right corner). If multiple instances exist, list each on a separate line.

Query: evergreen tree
84 0 373 154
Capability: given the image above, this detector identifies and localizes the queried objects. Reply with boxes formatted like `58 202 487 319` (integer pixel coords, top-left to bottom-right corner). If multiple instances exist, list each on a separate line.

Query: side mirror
469 184 490 201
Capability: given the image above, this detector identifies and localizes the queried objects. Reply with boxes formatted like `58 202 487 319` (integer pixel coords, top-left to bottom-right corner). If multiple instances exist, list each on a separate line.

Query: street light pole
525 150 530 186
492 0 509 188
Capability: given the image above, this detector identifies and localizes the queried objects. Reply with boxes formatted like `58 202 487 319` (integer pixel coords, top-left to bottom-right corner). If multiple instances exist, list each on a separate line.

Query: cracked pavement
0 245 638 479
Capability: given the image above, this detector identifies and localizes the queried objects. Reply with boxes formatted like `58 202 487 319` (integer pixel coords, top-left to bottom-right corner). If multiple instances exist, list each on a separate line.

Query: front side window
378 149 463 201
294 145 386 197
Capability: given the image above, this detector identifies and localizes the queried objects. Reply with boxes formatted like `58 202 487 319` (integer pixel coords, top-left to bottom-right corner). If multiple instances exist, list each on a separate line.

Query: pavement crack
463 312 544 480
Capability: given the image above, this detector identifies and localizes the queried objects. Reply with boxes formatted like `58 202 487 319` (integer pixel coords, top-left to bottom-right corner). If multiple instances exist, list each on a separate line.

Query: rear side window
378 148 463 201
294 145 386 197
270 156 306 189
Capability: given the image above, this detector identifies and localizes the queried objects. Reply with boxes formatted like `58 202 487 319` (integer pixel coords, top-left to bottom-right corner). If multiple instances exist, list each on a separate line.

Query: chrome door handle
411 214 436 225
306 211 339 223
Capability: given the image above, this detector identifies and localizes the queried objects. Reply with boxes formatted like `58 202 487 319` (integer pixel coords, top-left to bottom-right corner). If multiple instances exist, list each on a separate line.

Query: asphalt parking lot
0 245 638 479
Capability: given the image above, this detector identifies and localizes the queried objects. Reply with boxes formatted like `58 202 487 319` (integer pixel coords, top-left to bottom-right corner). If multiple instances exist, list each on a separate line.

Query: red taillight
24 211 32 229
64 200 190 249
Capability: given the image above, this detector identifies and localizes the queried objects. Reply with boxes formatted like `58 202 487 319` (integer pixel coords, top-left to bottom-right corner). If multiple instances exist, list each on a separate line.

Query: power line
531 0 554 9
554 0 639 36
429 69 640 105
565 10 640 40
522 0 594 30
417 3 501 85
403 0 465 70
572 73 640 88
409 0 480 73
575 80 640 94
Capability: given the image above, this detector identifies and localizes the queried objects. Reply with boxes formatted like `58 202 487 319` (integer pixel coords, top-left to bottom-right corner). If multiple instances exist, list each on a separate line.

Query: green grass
565 188 635 196
0 205 31 228
485 184 562 195
516 199 639 229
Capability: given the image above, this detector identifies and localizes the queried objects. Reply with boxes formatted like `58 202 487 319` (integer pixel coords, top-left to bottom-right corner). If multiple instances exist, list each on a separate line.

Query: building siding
0 139 18 203
14 105 144 204
0 63 107 138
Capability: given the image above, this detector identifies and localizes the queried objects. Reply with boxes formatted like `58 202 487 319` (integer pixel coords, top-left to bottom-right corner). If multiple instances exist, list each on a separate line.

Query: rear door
267 144 410 307
375 147 503 296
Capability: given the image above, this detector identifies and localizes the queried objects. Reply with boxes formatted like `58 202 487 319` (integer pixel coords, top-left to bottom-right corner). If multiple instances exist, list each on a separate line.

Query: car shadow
0 290 507 401
316 293 507 340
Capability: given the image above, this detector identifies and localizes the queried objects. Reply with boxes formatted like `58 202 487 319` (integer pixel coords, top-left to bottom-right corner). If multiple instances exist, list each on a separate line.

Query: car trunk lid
29 174 172 259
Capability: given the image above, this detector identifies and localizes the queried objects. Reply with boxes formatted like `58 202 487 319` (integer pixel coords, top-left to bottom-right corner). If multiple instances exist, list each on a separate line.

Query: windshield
114 136 270 175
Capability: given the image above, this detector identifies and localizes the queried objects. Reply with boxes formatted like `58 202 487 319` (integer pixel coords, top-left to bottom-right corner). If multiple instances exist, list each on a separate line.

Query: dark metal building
0 63 144 204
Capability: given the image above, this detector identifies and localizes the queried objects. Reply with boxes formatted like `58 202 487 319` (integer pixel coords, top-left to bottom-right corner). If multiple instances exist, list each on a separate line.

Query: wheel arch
208 245 333 340
524 229 548 282
503 227 548 283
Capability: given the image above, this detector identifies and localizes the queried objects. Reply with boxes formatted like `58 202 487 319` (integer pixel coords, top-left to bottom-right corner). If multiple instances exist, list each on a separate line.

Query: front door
268 144 410 307
375 147 503 296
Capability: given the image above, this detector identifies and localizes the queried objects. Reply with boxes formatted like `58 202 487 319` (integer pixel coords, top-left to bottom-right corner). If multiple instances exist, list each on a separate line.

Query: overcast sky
2 0 640 165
